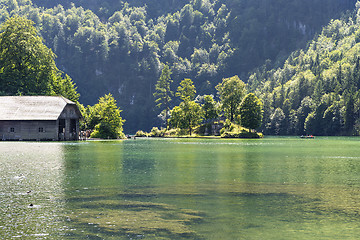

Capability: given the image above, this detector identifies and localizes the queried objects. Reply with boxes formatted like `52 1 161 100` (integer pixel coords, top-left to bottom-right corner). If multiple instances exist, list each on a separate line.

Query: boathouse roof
0 96 77 121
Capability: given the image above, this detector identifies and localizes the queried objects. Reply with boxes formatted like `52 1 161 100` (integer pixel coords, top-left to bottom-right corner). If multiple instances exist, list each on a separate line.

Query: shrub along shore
135 120 263 139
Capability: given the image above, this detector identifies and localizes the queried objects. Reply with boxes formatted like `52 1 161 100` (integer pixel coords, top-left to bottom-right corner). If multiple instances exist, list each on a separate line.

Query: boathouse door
58 119 66 140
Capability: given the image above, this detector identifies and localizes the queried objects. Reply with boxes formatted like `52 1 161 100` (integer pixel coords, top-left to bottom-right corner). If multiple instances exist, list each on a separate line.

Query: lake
1 137 360 239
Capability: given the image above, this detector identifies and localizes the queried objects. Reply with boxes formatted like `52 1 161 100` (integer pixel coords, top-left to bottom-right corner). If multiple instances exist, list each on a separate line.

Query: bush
91 122 126 139
164 128 181 137
149 127 166 137
135 130 148 137
220 120 263 138
221 130 262 138
220 119 234 135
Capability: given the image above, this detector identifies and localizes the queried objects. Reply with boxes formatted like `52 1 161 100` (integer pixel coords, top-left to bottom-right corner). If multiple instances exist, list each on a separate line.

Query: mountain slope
0 0 357 132
249 3 360 135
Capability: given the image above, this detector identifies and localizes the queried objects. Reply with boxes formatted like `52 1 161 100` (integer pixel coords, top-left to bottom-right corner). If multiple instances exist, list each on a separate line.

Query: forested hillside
250 3 360 136
0 0 357 132
32 0 190 19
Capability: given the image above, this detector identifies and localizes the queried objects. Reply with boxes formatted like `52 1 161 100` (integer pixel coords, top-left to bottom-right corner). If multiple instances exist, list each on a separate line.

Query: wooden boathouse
0 96 82 141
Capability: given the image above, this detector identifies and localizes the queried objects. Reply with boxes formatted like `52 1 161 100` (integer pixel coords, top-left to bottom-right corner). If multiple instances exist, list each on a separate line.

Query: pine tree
153 64 173 126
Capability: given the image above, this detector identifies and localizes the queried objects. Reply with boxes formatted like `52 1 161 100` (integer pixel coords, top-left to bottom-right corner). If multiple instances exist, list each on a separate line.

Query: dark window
10 127 15 133
39 127 44 132
70 119 76 133
58 119 66 133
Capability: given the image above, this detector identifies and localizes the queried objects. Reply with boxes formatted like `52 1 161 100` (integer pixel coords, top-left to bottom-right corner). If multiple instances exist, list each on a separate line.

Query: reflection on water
1 138 360 239
0 142 67 239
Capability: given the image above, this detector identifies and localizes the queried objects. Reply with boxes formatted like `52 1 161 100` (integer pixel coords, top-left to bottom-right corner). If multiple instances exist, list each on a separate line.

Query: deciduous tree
169 78 203 135
0 15 80 101
216 75 246 122
169 100 203 135
0 16 56 95
239 93 263 131
88 94 125 139
199 94 219 121
269 108 285 135
180 100 203 135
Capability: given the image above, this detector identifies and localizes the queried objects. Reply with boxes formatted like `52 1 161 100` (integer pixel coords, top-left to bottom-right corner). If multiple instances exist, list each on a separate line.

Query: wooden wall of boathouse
0 120 57 141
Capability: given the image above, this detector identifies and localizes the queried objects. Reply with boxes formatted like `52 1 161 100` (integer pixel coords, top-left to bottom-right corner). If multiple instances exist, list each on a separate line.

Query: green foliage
1 0 357 133
27 0 235 132
246 3 360 136
220 119 234 134
92 122 116 139
216 75 246 122
154 64 173 121
180 100 204 135
135 130 148 137
51 73 80 102
220 120 262 138
0 15 55 95
168 75 262 137
149 127 165 137
164 128 183 137
268 108 285 135
154 64 173 127
169 100 203 135
196 94 219 120
221 131 262 139
239 93 263 131
344 94 355 134
88 94 125 139
0 15 80 102
169 77 204 135
176 78 196 101
169 105 184 129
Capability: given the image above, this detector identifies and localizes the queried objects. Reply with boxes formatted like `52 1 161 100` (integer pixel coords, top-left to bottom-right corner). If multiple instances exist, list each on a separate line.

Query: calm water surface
1 137 360 239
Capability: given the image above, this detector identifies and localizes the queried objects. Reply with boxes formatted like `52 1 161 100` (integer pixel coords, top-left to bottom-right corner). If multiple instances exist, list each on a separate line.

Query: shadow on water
64 194 205 239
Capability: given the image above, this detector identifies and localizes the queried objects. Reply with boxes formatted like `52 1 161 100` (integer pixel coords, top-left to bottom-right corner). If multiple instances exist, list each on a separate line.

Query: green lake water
1 137 360 239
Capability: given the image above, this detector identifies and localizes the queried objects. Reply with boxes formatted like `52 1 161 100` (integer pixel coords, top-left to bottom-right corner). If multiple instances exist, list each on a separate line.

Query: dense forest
0 0 358 133
250 2 360 136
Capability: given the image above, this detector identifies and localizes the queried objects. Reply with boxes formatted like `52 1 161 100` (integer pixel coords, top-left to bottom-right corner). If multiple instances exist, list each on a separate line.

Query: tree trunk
189 119 192 136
